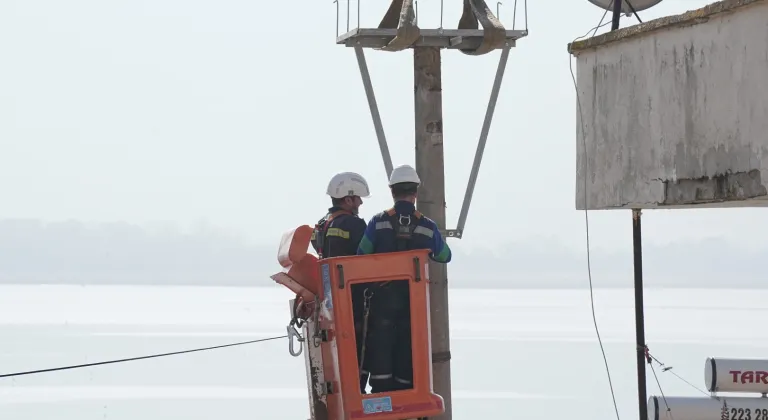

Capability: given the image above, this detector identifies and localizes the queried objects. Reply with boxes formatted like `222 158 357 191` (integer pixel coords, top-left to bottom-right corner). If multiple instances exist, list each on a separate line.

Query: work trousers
365 282 413 394
351 284 370 393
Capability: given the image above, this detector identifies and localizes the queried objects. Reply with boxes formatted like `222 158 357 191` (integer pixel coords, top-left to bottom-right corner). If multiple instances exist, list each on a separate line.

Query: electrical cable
643 347 722 420
647 353 675 420
569 9 621 420
0 335 287 379
645 349 711 398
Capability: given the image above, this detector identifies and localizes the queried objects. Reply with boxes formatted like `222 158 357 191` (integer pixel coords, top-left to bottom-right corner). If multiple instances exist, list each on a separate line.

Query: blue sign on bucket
362 396 393 414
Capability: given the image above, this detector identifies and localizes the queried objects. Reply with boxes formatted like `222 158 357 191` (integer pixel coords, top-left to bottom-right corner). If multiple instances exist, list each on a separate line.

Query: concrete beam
569 0 768 210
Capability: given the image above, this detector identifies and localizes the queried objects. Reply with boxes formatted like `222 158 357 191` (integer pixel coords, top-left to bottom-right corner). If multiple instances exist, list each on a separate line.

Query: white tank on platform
705 357 768 394
649 396 768 420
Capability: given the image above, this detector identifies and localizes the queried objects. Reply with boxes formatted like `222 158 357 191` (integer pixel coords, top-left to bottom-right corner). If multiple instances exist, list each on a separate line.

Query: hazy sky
2 0 765 256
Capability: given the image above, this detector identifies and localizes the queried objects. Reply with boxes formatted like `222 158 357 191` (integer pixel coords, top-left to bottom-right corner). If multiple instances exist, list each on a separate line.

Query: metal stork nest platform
337 27 528 51
333 0 528 55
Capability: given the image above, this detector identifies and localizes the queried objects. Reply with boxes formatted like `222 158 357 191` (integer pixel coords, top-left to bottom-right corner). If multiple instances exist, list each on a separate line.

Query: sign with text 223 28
727 408 768 420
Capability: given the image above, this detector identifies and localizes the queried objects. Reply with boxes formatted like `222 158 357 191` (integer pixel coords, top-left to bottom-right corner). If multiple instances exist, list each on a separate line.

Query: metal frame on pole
353 41 515 240
354 45 394 177
453 44 512 239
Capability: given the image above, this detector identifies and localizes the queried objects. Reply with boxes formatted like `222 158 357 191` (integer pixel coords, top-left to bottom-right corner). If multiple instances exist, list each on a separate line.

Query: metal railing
334 0 529 39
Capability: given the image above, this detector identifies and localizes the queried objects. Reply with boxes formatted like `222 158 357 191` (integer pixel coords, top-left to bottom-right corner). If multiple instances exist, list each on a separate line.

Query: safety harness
384 207 422 252
312 209 352 259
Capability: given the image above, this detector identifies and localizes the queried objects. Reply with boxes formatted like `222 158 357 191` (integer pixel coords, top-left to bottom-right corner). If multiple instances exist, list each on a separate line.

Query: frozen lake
1 285 765 419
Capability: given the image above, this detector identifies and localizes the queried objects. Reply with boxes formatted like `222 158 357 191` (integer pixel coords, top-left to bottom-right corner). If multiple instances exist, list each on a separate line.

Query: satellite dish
586 0 664 13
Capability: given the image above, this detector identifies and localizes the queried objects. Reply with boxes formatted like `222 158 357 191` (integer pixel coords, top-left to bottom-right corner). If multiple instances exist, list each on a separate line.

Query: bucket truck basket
320 249 444 420
270 226 443 419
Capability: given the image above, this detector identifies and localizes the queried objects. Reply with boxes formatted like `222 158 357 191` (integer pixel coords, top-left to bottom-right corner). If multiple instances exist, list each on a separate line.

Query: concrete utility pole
335 1 528 417
413 46 452 415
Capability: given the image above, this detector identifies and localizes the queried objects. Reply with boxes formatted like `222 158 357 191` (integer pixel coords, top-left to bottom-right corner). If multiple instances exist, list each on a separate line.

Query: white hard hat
388 164 421 186
326 172 371 199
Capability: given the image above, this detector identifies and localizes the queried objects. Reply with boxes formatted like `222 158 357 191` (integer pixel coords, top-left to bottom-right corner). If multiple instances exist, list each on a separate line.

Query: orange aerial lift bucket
270 226 445 420
271 225 321 321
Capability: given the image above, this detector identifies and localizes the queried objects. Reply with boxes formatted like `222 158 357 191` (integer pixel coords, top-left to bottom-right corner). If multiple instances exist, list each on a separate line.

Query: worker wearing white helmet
357 164 451 261
355 164 452 394
310 171 371 393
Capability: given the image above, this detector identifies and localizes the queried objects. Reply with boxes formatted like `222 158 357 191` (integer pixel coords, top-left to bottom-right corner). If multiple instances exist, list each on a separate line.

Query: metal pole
632 209 648 420
455 45 510 235
414 46 452 420
610 0 646 414
354 45 394 177
611 0 622 30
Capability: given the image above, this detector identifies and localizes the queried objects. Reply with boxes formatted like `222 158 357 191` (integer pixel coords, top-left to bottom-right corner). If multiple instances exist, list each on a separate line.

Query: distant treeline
0 219 763 288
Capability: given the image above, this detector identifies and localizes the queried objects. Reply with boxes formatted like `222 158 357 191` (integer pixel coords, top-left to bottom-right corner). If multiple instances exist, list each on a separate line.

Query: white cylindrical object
649 396 768 420
705 357 768 394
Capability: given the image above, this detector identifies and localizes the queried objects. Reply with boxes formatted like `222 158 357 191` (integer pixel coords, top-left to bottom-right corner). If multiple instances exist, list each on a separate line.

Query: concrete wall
569 0 768 210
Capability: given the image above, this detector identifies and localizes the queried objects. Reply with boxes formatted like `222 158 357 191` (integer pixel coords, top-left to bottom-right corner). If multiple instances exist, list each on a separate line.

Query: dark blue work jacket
311 207 367 259
356 201 451 263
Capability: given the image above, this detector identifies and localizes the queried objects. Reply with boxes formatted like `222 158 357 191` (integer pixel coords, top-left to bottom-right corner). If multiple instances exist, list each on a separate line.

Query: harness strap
382 208 418 252
385 207 422 219
359 288 374 373
313 209 353 259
